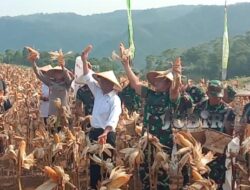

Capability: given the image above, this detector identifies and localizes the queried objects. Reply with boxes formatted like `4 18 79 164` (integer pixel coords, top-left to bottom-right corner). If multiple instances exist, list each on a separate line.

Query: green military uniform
242 103 250 124
76 84 94 115
118 84 141 114
139 86 179 190
193 80 235 189
223 85 237 103
174 92 193 120
186 85 207 105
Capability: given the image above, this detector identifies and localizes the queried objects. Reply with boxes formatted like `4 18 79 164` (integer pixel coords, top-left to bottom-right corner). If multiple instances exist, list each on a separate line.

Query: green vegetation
1 3 250 68
143 31 250 80
0 49 122 73
0 30 250 79
0 3 250 78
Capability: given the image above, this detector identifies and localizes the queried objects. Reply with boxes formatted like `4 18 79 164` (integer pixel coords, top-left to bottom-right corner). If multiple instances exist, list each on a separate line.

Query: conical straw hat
93 70 122 91
40 65 53 72
147 70 173 85
46 66 71 77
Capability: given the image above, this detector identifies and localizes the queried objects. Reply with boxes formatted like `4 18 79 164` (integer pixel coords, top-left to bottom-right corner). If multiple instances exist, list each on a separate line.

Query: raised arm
119 43 143 96
81 45 93 75
57 54 74 87
26 47 51 86
170 57 182 102
79 45 99 97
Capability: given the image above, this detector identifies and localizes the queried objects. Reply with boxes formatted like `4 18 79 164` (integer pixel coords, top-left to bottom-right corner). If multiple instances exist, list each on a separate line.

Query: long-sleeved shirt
82 70 121 131
39 83 50 118
32 62 74 115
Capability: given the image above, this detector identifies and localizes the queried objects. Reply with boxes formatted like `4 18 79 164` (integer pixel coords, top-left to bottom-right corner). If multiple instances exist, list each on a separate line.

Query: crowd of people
0 43 249 190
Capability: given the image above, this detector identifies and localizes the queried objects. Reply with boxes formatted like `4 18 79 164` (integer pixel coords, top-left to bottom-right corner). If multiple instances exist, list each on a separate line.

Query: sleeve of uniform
242 103 250 123
105 96 122 131
225 108 236 126
32 63 51 86
62 68 74 88
81 70 99 97
141 85 150 99
224 108 236 135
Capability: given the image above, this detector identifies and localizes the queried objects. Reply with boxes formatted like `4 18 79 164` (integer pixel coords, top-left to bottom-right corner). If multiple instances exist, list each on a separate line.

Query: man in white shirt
80 45 122 189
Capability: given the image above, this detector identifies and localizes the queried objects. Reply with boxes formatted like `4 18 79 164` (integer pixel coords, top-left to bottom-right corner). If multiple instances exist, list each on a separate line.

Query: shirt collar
106 90 116 97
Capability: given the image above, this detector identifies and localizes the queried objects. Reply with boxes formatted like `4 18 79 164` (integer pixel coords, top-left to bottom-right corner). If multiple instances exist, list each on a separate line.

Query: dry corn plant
0 64 45 189
53 98 72 127
119 131 168 190
187 169 217 190
173 130 217 189
150 150 170 190
116 107 143 169
98 166 132 190
50 126 88 189
240 135 250 155
35 165 76 190
81 139 116 188
1 140 35 190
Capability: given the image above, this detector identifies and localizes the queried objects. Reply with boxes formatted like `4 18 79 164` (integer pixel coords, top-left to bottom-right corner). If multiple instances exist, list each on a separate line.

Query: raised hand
58 56 65 68
49 49 65 68
172 57 182 76
119 43 130 67
81 45 93 63
25 46 40 63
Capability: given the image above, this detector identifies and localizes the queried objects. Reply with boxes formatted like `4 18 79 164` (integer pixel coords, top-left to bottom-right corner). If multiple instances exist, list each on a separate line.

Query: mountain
1 3 250 68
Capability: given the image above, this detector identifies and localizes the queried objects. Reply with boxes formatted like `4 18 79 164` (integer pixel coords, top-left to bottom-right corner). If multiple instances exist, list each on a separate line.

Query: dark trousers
88 128 116 189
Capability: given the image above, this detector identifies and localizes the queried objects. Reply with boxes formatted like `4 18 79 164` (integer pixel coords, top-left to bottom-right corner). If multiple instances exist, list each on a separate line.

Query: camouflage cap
186 86 207 104
208 80 224 98
225 85 237 100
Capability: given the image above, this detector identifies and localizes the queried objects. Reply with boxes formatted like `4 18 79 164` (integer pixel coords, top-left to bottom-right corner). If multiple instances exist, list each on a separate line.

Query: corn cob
54 133 60 144
18 140 26 162
175 133 193 148
43 166 59 182
192 169 203 181
66 129 76 141
109 175 131 188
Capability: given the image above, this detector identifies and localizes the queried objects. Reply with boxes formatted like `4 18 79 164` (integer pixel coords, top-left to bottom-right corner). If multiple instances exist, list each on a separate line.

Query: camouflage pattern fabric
139 86 179 190
76 84 94 115
242 103 250 124
174 92 193 120
206 155 227 190
186 86 207 104
118 84 141 114
194 100 235 188
225 85 237 101
194 100 235 133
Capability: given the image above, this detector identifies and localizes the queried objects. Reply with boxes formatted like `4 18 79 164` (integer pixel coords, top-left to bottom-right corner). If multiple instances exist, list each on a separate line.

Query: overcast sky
1 0 250 17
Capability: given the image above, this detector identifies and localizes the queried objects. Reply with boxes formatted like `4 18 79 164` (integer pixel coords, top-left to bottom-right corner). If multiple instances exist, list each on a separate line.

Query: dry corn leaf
35 179 57 190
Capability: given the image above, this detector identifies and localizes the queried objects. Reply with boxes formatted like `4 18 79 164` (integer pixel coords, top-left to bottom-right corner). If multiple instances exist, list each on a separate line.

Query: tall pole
222 0 229 80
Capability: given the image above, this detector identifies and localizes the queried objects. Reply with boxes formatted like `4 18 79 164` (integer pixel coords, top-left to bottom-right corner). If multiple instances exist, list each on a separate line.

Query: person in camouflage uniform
76 84 94 116
242 94 250 124
223 84 237 104
118 75 141 114
176 92 194 119
186 85 207 105
193 80 235 190
119 43 182 190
